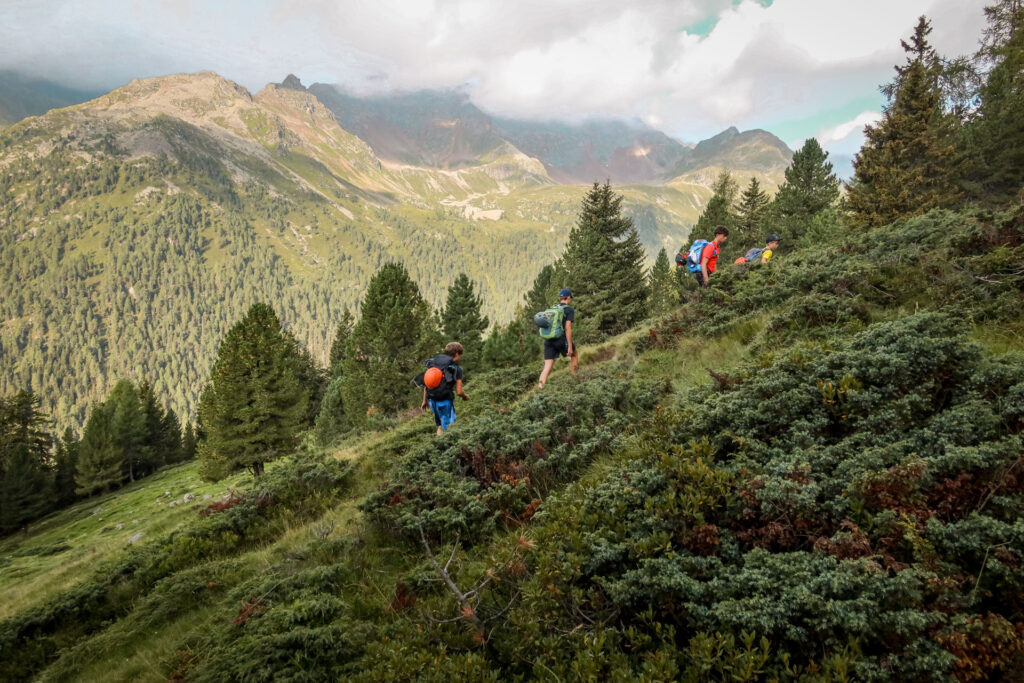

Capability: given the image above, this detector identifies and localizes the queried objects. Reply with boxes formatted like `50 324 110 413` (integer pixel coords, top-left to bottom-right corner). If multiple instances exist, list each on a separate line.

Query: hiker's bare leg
570 348 578 373
436 426 443 436
538 359 555 387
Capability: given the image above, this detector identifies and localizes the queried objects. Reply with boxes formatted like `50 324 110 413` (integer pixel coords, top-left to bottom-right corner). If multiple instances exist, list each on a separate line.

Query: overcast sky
0 0 990 159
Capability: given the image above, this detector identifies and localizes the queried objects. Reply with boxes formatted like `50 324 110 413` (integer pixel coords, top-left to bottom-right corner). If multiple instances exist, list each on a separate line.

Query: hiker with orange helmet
417 342 468 435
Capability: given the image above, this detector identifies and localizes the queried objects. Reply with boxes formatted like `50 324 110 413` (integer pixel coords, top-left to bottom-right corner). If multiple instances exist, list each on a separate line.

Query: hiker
536 288 577 389
685 226 729 287
733 233 781 265
418 342 469 435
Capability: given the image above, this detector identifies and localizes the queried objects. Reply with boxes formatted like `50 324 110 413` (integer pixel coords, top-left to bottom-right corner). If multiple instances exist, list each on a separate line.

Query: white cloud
816 111 883 155
0 0 991 142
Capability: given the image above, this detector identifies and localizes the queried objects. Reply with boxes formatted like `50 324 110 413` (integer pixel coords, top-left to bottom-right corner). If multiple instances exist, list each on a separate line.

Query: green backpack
536 303 567 340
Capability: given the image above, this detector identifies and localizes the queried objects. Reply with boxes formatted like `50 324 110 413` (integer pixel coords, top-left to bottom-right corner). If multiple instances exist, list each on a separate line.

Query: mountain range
0 70 791 429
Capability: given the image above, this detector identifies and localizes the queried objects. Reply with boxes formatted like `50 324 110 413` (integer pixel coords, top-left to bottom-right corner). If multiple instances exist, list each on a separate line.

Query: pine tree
290 333 327 425
328 307 354 377
53 427 79 507
561 182 649 341
648 248 678 317
442 273 490 371
341 264 438 424
523 263 558 319
694 169 739 240
138 380 165 472
197 303 309 479
772 138 840 240
711 169 740 207
482 308 541 369
735 178 770 248
76 402 122 496
181 423 198 461
970 3 1024 201
847 16 963 226
0 391 54 531
158 408 183 464
107 380 147 483
313 376 347 446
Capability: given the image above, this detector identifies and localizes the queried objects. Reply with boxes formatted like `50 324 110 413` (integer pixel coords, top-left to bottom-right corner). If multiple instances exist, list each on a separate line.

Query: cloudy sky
0 0 990 162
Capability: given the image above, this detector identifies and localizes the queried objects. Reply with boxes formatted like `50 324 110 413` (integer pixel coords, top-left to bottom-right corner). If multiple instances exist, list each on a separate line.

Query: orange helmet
423 366 444 390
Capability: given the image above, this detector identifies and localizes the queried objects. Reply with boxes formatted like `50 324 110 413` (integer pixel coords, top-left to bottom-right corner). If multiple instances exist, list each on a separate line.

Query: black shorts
543 337 577 360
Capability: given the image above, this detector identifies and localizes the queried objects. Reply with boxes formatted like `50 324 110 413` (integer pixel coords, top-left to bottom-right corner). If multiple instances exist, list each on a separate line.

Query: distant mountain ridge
306 78 792 185
0 71 100 127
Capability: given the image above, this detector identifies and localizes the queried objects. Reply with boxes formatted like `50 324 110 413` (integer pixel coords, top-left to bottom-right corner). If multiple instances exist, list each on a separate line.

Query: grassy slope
3 207 1022 680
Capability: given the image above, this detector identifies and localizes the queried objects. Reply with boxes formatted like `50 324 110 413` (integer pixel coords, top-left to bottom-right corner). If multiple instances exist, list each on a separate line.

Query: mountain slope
2 205 1021 681
307 82 792 185
0 72 698 430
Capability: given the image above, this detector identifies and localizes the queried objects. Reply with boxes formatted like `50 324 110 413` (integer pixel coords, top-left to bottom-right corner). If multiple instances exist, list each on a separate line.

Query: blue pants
429 399 456 430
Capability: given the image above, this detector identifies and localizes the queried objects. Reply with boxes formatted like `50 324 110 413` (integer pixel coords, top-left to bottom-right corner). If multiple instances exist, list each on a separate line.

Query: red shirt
701 242 720 273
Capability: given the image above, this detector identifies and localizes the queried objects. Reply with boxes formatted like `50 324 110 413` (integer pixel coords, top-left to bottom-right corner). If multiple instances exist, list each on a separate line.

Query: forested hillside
0 72 728 430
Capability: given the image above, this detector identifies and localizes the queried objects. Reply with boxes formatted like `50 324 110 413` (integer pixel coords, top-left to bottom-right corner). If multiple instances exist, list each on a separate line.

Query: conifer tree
289 333 327 425
107 380 147 482
524 264 557 318
139 380 168 472
735 178 770 248
0 391 54 531
76 402 122 496
711 169 740 207
648 248 678 317
197 303 309 479
181 423 198 461
694 170 739 240
482 308 540 369
442 273 489 370
158 408 183 464
970 3 1024 201
313 376 347 446
772 138 840 239
328 307 354 377
53 427 79 507
341 264 438 423
847 16 963 226
561 182 649 340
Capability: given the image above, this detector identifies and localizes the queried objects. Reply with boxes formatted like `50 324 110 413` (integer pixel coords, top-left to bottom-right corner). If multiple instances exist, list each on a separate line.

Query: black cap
766 234 781 243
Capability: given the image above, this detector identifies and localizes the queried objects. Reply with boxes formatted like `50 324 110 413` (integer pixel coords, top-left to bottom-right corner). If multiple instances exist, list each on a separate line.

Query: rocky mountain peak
279 74 307 92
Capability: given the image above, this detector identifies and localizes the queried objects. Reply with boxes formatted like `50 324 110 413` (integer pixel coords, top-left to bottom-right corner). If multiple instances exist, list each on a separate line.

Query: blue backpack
685 239 717 273
744 247 765 262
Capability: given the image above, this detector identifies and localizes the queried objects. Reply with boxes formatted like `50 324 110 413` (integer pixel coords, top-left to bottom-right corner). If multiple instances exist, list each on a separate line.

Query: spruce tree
181 423 198 461
561 182 649 341
441 273 489 371
735 177 770 248
524 263 557 318
313 376 347 446
341 264 438 423
53 427 79 507
328 307 354 377
970 3 1024 201
847 16 963 226
158 408 183 464
76 402 122 496
648 248 678 317
772 138 840 240
694 170 739 239
482 309 541 369
138 380 166 472
197 303 309 480
107 380 147 482
0 391 54 531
